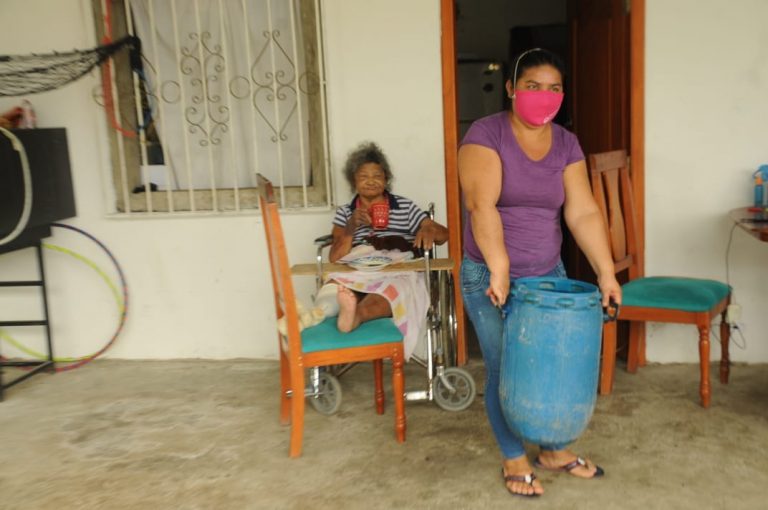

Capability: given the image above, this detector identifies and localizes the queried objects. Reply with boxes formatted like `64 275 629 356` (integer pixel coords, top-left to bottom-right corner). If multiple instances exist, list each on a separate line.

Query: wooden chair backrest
257 174 302 358
587 150 640 279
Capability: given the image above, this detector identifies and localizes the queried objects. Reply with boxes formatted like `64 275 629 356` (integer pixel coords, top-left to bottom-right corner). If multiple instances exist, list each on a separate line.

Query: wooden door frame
629 0 645 277
439 0 646 365
439 0 466 365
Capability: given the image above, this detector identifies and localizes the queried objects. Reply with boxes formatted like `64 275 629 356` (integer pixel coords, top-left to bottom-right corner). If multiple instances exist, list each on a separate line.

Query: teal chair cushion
301 317 402 353
622 277 730 312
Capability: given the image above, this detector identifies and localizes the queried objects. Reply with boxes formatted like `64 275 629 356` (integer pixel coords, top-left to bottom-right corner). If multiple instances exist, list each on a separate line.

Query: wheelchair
305 204 476 414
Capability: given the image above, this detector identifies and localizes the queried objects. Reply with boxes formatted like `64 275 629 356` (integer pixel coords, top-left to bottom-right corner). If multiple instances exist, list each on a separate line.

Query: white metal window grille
93 0 331 214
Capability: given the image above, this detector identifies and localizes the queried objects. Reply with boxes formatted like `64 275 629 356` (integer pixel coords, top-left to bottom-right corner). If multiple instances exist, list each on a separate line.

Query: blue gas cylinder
499 277 606 447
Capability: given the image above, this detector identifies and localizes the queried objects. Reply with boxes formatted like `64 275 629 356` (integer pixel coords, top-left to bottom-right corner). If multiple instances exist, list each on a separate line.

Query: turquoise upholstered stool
622 277 731 312
302 317 402 353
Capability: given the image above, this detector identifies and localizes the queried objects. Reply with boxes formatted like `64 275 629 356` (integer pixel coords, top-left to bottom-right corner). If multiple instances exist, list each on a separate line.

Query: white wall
323 1 446 211
0 0 446 360
645 0 768 362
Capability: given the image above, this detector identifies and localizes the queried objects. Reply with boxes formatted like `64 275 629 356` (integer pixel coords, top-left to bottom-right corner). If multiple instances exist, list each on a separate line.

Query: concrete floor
1 359 767 510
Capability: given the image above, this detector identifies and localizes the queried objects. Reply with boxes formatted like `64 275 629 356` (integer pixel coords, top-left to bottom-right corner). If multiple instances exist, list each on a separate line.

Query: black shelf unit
1 128 74 399
0 239 55 401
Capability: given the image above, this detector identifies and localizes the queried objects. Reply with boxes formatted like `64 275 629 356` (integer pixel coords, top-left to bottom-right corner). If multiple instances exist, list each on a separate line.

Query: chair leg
627 322 641 373
279 350 291 425
720 310 730 384
637 323 647 367
599 319 618 395
392 349 406 443
698 324 711 408
289 370 306 457
373 359 385 414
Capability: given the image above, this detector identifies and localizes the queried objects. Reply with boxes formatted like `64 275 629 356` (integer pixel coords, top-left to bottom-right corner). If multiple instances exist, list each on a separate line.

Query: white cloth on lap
327 270 428 360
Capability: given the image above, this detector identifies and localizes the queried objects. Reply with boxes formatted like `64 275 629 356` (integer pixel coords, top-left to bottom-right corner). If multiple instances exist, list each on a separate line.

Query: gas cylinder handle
603 298 620 322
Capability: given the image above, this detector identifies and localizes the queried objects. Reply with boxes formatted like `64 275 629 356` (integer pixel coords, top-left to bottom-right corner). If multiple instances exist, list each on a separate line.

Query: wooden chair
256 174 405 457
588 150 731 408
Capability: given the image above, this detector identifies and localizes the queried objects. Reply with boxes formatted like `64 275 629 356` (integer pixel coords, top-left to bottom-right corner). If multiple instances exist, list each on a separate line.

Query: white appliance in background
457 60 505 140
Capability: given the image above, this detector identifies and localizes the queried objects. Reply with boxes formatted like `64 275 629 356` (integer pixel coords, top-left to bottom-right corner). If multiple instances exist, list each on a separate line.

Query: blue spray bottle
754 165 768 208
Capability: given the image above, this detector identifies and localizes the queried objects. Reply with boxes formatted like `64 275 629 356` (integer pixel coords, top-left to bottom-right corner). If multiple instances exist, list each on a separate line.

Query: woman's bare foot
336 286 360 332
535 449 603 478
502 455 544 496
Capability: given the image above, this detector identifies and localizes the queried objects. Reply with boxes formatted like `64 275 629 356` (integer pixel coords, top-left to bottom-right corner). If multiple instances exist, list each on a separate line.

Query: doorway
441 0 645 362
455 1 571 138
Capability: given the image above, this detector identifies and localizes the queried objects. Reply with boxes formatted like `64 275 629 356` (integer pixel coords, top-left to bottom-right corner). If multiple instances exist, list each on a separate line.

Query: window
92 0 331 214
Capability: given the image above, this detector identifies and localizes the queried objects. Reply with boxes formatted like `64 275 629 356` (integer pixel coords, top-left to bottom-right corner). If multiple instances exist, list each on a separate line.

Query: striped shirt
332 193 428 246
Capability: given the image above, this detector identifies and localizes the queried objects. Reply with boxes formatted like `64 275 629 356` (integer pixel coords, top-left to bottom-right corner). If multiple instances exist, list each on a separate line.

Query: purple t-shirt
461 111 584 278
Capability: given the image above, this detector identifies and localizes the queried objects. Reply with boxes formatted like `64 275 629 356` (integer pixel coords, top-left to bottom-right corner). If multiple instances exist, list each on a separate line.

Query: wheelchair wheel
433 367 476 412
441 272 458 367
309 372 342 415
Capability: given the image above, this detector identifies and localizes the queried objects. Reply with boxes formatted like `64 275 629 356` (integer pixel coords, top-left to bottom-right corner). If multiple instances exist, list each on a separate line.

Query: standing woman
458 48 622 497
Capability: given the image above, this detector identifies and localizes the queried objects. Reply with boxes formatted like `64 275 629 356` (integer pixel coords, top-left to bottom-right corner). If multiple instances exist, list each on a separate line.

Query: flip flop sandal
533 456 605 478
500 469 541 498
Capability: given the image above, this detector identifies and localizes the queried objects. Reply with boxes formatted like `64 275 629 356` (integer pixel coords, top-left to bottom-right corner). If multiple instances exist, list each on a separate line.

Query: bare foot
535 449 603 478
502 455 544 496
336 286 359 332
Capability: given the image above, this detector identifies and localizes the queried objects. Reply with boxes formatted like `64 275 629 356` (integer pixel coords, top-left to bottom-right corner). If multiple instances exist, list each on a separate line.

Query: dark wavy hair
342 141 394 192
510 48 565 85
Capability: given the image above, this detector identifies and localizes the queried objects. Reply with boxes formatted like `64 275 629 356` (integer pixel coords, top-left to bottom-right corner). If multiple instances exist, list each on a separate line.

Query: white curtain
129 0 313 190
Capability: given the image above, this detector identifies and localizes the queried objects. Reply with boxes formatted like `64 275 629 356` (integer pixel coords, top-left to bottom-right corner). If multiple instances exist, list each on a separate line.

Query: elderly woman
316 141 448 338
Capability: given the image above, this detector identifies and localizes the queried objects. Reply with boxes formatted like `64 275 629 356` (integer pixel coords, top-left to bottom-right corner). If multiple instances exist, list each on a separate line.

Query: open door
568 0 630 156
565 0 646 359
565 0 644 278
565 0 630 280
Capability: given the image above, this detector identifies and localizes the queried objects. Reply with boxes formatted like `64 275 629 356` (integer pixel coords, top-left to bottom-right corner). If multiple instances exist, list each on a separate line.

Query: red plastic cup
369 202 389 230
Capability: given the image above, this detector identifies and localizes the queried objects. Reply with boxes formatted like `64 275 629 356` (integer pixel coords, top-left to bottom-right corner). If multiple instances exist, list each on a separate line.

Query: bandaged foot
314 283 340 317
276 299 326 336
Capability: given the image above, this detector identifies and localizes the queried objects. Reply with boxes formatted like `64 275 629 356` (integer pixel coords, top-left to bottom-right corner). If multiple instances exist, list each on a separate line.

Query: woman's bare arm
328 225 353 262
329 208 371 262
414 218 449 250
562 160 622 305
458 144 508 305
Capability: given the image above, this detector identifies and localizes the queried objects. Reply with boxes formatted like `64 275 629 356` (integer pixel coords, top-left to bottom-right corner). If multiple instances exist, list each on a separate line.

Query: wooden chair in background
588 150 731 408
257 174 406 457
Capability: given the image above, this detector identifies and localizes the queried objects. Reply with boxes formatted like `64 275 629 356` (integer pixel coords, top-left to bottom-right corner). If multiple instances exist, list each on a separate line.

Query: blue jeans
460 256 569 459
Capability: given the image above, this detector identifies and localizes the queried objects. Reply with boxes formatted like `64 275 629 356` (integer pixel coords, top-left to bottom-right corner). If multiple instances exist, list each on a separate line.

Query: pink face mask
513 89 564 126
